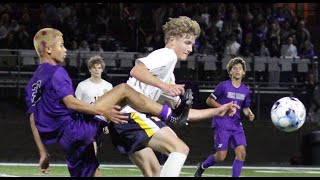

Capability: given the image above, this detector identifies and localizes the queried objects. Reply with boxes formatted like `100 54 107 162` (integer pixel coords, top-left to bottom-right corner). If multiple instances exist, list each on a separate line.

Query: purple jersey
25 63 75 145
209 79 251 130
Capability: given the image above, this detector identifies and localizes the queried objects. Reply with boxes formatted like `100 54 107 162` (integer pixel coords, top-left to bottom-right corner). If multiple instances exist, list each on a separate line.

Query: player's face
89 64 103 78
230 63 245 80
172 34 195 61
50 36 67 64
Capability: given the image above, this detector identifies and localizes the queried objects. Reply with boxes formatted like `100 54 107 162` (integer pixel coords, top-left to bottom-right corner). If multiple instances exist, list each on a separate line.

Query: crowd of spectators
0 3 319 116
0 3 316 59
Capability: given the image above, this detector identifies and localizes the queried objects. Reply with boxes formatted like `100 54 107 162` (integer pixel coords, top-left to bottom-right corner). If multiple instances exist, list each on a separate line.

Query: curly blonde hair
162 16 201 44
226 57 246 78
87 55 105 70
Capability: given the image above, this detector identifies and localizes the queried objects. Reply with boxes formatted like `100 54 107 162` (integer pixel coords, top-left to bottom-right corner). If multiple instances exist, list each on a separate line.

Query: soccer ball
270 97 306 132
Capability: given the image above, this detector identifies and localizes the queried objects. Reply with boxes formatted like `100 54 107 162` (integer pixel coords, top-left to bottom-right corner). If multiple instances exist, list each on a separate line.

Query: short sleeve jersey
209 79 251 130
75 78 113 103
25 63 74 144
123 48 179 113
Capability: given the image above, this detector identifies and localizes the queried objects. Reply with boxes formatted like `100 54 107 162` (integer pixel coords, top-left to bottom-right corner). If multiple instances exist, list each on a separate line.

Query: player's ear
45 46 52 55
168 36 175 46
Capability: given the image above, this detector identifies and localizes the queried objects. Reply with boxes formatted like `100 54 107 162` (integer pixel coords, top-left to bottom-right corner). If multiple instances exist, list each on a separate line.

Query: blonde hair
33 28 63 57
162 16 201 44
226 57 246 78
87 55 105 70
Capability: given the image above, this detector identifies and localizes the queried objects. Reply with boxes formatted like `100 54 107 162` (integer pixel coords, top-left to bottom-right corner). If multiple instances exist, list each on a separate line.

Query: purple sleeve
209 82 223 100
243 89 251 108
24 86 34 114
52 67 74 99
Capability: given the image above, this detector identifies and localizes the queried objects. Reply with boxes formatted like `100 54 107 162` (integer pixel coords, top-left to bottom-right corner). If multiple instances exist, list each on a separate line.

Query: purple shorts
213 127 247 151
58 113 106 177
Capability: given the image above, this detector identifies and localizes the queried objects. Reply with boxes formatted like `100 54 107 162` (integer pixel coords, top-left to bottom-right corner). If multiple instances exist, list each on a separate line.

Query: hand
248 112 255 121
228 103 240 116
216 102 240 117
104 105 129 124
163 84 185 97
39 153 50 174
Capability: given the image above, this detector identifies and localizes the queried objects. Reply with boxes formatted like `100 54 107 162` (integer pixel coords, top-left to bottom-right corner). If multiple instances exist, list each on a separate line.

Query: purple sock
158 104 172 122
202 154 217 169
232 159 244 177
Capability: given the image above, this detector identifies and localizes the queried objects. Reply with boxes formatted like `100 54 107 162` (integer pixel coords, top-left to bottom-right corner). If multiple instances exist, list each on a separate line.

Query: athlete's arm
130 62 185 96
29 113 50 174
63 95 128 124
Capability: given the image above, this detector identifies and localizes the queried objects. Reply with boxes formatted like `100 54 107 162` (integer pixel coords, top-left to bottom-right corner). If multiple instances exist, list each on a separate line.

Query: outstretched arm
188 102 240 122
29 113 50 174
63 95 128 124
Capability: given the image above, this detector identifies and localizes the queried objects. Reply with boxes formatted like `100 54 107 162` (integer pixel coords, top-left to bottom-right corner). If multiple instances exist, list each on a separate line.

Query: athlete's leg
129 147 161 177
94 83 190 124
144 127 189 177
94 83 163 115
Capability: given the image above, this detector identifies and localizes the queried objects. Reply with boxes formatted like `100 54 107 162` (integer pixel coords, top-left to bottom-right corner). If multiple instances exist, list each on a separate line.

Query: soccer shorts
58 113 107 177
213 127 247 151
109 112 166 156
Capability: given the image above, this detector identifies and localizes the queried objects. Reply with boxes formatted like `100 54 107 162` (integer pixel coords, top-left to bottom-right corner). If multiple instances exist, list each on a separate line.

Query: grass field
0 163 320 177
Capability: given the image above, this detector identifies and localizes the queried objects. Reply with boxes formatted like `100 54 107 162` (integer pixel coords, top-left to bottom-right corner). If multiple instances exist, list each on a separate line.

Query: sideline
0 162 320 170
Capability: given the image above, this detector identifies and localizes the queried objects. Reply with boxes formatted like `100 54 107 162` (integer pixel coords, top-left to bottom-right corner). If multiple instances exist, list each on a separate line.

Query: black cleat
168 89 193 127
194 162 205 177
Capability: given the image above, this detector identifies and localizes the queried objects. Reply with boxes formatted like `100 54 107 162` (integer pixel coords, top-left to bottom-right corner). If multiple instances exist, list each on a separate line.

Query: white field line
0 162 320 170
0 173 19 177
1 163 320 177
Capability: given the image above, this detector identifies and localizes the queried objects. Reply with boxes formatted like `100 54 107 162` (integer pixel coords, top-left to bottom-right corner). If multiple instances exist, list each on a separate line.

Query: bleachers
0 49 317 98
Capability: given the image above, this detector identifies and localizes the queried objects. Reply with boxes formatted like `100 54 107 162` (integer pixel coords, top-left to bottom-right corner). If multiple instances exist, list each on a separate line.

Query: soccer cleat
168 89 193 127
194 162 205 177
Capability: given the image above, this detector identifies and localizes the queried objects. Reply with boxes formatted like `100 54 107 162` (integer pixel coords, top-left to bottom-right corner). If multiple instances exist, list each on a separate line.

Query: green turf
0 164 320 177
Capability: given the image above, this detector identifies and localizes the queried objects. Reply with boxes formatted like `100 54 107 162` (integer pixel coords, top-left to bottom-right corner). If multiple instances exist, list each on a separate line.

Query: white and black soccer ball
270 97 306 132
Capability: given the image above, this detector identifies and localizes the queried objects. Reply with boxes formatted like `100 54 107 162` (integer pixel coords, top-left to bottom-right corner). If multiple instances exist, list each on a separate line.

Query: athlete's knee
117 83 129 91
235 146 246 161
215 151 227 162
176 142 189 155
167 140 189 155
114 83 129 95
182 144 190 155
235 151 246 161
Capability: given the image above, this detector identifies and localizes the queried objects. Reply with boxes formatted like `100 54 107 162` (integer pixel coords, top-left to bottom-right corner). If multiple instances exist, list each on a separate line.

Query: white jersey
75 78 113 103
123 48 180 113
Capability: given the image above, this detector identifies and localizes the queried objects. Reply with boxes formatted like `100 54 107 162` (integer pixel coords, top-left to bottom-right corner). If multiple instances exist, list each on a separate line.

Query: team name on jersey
227 92 245 100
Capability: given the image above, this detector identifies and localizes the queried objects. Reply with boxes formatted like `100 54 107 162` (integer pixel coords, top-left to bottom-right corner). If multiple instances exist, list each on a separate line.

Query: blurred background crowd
0 3 317 58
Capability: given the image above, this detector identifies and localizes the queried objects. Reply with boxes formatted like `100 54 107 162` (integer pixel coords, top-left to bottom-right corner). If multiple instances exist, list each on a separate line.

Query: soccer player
194 57 255 177
108 16 240 177
25 28 194 177
75 55 113 155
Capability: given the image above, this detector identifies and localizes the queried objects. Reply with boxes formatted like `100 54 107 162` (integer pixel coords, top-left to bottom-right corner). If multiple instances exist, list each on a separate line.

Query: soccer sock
202 154 217 169
159 104 172 122
160 152 187 177
232 159 244 177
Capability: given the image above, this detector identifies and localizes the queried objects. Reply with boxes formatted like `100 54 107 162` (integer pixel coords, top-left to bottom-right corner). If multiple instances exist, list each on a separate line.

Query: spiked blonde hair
33 28 63 57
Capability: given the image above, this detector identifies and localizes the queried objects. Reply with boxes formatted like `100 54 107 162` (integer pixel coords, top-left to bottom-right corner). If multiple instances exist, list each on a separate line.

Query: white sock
160 152 187 177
